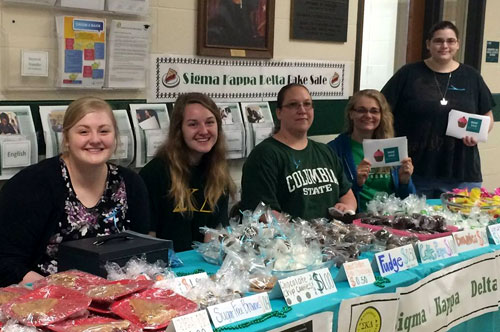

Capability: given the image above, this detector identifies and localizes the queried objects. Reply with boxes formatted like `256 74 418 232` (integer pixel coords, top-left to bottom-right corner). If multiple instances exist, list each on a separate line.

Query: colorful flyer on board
446 109 490 142
56 16 106 88
362 137 408 167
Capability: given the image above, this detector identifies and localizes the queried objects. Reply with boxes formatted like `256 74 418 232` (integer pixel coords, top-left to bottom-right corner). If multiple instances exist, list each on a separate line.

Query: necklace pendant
440 98 448 106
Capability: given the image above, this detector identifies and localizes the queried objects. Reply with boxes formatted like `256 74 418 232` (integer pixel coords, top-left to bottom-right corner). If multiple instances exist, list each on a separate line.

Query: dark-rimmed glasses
431 38 458 46
282 101 313 110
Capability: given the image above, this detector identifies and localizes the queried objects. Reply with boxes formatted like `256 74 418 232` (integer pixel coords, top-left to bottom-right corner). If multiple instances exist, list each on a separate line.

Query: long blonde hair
61 97 118 156
155 93 235 214
345 89 394 139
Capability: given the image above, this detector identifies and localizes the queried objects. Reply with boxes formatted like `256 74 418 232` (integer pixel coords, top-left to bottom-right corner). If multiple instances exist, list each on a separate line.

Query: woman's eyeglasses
431 38 458 46
282 101 313 110
352 108 380 115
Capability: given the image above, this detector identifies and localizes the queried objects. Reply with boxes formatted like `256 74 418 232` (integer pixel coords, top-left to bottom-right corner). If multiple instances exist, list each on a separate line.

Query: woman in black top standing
381 21 494 198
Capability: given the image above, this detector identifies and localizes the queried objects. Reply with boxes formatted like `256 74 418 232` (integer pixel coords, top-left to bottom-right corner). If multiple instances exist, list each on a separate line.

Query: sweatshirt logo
286 167 338 195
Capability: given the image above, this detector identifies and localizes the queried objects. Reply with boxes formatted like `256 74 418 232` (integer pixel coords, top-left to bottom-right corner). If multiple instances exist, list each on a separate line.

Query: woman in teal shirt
328 89 416 211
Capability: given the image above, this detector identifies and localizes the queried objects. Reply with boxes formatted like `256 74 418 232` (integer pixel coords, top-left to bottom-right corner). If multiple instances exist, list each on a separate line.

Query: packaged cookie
111 288 198 330
2 285 91 327
85 279 153 303
48 316 141 332
33 270 108 291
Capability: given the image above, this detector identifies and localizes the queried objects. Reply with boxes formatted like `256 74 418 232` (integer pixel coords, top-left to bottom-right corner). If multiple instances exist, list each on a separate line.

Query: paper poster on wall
105 20 151 88
111 109 134 167
240 102 274 156
0 106 38 178
129 104 169 167
55 16 106 88
106 0 149 15
39 105 68 158
217 102 245 159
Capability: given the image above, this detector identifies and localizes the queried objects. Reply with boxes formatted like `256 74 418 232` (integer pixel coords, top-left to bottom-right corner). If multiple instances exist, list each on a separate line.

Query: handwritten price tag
452 228 489 253
173 273 209 296
172 310 213 332
207 293 271 328
278 268 337 306
343 259 375 288
488 224 500 244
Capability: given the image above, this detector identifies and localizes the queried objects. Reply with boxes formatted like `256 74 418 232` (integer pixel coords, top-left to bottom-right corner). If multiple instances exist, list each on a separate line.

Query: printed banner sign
396 252 499 332
338 293 400 332
149 55 352 102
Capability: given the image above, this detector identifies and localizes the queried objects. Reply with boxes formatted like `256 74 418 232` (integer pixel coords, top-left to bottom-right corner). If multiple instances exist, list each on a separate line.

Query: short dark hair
427 20 459 41
276 83 309 108
0 113 8 121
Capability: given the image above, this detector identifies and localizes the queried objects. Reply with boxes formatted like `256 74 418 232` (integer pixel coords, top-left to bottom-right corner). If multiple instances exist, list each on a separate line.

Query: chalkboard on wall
291 0 348 42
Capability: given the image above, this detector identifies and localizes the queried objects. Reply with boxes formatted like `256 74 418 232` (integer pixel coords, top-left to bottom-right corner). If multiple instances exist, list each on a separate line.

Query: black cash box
58 231 173 277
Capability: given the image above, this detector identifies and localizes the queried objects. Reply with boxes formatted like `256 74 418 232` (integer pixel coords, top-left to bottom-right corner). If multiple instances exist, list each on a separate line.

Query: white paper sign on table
172 272 209 296
278 267 337 306
207 293 271 328
374 244 419 277
446 109 490 142
335 259 376 288
362 137 408 167
487 224 500 244
170 310 213 332
417 236 458 264
452 228 489 253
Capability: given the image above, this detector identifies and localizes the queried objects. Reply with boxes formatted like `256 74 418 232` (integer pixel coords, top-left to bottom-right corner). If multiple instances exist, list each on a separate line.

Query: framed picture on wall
197 0 275 59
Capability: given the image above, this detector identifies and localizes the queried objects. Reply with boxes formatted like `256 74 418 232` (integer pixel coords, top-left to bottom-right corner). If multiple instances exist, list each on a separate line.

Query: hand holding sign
362 137 408 167
446 109 490 142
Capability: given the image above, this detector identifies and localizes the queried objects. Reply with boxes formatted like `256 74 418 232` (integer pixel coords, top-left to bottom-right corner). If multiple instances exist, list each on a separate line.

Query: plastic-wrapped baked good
3 286 91 327
111 288 198 330
48 317 141 332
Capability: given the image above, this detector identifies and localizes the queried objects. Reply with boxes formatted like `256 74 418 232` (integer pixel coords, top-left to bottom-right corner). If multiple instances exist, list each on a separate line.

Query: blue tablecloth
174 244 500 331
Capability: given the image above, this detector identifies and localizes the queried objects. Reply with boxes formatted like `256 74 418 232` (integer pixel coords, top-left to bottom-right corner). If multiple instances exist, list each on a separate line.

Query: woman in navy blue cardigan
328 89 416 211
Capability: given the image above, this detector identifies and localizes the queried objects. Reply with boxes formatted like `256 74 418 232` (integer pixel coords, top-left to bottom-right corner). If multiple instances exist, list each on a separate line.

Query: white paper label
375 244 419 277
446 109 490 142
452 228 489 252
336 259 376 288
417 236 458 264
172 310 213 332
173 272 209 296
145 129 165 157
278 268 337 306
207 293 271 328
2 140 31 168
487 224 500 244
21 50 49 77
112 135 129 160
363 137 408 167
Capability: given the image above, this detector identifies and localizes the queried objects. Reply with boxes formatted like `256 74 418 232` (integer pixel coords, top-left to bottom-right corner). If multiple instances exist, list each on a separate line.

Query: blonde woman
0 97 150 286
328 89 415 211
140 93 235 252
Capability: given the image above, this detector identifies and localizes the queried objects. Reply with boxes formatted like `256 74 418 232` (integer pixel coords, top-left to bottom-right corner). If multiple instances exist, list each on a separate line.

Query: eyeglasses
431 38 458 46
282 101 313 110
352 108 380 115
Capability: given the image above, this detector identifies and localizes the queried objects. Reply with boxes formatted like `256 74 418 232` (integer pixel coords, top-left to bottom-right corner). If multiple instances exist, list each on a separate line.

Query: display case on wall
216 102 245 159
0 106 38 179
129 103 169 168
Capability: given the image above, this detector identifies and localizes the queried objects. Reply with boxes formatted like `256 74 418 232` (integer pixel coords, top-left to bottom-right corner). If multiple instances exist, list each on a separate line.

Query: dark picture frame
197 0 275 59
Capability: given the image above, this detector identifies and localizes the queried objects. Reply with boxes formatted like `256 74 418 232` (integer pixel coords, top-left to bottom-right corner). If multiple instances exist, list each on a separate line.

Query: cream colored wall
0 1 498 191
478 0 500 190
